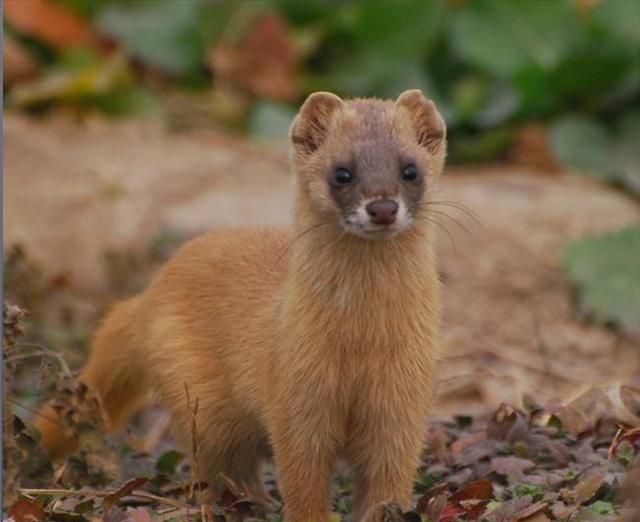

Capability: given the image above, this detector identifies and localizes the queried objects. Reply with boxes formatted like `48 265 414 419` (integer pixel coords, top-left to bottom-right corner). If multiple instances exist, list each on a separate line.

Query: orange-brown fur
35 90 447 521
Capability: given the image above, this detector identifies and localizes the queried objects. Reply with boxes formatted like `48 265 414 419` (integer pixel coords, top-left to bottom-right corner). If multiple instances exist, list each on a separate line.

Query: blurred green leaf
550 114 640 194
550 48 630 105
549 116 613 180
452 0 578 77
96 0 203 75
91 86 163 117
616 113 640 195
590 500 615 516
155 450 183 475
448 128 511 164
249 101 297 141
8 52 131 108
347 0 444 56
318 0 444 98
591 0 640 48
512 64 558 118
563 226 640 336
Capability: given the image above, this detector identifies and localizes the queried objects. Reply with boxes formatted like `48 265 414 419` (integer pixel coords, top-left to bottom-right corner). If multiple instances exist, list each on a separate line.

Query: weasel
35 90 447 521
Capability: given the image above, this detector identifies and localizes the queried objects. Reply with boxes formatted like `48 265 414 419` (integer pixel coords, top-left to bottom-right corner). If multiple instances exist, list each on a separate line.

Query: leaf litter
4 304 639 521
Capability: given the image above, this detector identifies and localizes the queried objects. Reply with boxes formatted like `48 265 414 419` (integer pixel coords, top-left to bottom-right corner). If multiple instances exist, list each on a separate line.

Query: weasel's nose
366 200 399 225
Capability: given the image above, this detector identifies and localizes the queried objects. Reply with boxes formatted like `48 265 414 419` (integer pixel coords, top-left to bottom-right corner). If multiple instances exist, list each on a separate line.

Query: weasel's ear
290 92 344 155
396 89 446 153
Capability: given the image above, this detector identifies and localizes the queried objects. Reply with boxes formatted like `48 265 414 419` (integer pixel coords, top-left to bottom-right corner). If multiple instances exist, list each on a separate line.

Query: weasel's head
290 90 446 240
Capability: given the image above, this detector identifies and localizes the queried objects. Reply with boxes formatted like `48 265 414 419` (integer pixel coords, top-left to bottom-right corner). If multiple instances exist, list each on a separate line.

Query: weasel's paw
362 501 404 522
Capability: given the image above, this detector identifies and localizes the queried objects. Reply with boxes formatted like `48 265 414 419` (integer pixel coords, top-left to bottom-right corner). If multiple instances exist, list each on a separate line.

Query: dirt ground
4 113 639 415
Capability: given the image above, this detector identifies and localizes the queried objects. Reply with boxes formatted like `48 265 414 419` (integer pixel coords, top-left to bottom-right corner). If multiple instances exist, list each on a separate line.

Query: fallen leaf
451 432 486 455
102 477 149 511
449 479 494 502
103 507 128 522
484 496 547 522
438 503 467 522
546 439 572 466
487 404 530 443
4 0 92 49
558 385 640 435
491 456 535 484
521 513 551 522
415 483 448 513
8 500 45 522
425 429 450 463
126 507 153 522
572 470 607 505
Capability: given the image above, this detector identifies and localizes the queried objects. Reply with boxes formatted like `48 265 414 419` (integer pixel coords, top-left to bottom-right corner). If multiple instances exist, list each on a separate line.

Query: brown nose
366 199 398 225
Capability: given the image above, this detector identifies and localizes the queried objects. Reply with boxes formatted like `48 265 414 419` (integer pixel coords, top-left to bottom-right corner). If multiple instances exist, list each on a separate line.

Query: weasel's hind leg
173 401 276 509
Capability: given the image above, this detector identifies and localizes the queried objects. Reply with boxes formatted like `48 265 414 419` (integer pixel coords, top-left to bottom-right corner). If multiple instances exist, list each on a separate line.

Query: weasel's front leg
348 422 424 521
269 407 340 522
346 374 432 521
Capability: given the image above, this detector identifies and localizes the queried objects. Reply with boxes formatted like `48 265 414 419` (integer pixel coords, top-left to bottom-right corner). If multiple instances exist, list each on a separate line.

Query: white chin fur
342 198 413 240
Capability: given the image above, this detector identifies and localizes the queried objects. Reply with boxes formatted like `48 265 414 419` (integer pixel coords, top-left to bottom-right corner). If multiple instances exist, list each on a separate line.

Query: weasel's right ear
290 92 344 155
396 89 446 154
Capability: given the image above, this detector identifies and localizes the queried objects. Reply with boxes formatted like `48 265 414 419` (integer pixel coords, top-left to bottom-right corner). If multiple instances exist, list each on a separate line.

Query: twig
184 383 200 501
18 488 184 509
6 397 70 430
532 311 558 393
8 343 72 376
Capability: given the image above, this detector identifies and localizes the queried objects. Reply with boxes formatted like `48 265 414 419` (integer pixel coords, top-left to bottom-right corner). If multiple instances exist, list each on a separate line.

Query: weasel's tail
34 296 151 460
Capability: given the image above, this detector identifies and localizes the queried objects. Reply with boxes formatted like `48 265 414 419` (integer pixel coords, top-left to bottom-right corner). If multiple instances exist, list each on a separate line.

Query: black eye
401 164 419 181
334 167 353 184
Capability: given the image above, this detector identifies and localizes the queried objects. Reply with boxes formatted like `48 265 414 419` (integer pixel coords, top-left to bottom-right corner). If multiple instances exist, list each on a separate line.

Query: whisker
426 208 472 236
275 221 332 265
416 214 457 253
427 200 483 228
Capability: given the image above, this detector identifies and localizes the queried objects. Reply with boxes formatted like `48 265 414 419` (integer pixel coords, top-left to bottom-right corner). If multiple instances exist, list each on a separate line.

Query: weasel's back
133 227 292 412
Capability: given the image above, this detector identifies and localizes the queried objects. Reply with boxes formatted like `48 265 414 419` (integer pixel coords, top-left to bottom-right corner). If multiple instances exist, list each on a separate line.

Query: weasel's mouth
341 220 411 240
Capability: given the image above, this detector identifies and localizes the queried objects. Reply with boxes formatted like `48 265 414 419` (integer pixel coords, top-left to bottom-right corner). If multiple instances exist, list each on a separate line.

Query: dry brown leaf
559 384 640 434
425 429 449 463
521 512 551 522
449 479 494 502
3 34 38 87
4 0 92 49
102 477 149 512
566 470 607 505
8 499 45 522
487 404 530 443
208 11 298 101
126 507 153 522
491 456 535 484
415 483 448 513
451 431 486 454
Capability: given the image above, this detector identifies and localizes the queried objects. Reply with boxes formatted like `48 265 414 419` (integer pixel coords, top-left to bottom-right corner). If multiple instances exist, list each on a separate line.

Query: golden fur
35 90 447 521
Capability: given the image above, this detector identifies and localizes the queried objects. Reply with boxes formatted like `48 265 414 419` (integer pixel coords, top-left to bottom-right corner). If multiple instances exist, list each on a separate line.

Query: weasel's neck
285 202 438 315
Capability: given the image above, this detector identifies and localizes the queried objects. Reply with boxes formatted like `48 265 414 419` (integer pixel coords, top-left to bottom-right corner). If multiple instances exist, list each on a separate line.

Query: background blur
5 0 640 404
3 0 640 517
4 0 639 410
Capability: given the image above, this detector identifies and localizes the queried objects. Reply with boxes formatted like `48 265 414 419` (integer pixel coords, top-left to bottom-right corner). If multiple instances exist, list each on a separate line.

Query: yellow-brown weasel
35 90 447 521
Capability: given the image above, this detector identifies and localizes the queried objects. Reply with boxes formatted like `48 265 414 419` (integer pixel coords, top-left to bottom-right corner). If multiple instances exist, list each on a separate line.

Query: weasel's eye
401 164 419 182
334 167 353 184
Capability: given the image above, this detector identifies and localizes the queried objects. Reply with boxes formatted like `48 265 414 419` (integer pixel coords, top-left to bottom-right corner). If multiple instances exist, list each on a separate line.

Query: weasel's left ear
396 90 446 153
290 92 344 155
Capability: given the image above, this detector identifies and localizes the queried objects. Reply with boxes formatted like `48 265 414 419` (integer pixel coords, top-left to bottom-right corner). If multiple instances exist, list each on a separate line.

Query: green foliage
563 226 640 336
96 0 207 75
7 0 640 176
550 114 640 195
155 450 184 475
514 483 544 501
590 500 615 516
